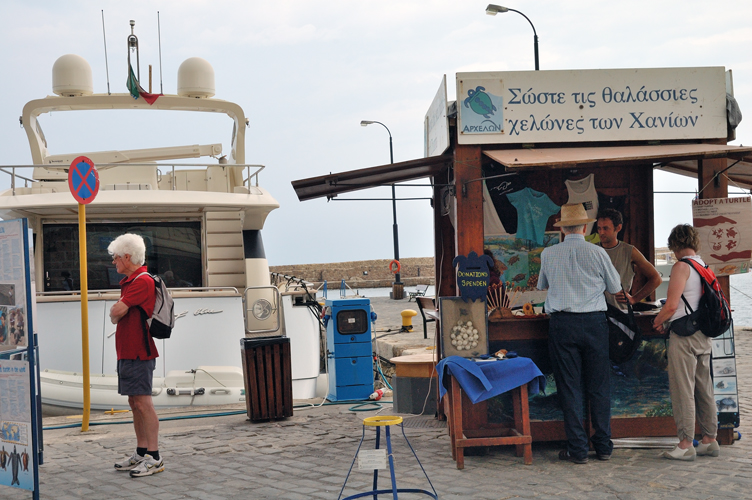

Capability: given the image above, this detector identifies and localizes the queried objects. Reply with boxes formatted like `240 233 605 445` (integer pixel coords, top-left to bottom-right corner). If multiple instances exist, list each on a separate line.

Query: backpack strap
133 272 154 357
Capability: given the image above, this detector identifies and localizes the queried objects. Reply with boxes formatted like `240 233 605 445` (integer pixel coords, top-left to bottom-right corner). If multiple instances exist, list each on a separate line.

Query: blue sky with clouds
1 0 750 264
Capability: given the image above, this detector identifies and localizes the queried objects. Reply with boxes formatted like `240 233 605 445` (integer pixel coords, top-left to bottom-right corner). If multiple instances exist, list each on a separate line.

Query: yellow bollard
400 309 418 332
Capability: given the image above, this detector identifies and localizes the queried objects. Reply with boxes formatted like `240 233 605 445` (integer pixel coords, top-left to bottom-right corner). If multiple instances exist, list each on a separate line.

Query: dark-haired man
596 208 662 309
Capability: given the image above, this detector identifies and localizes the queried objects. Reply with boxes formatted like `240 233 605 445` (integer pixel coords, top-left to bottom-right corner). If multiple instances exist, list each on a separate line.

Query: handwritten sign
457 67 726 145
692 197 752 276
453 251 493 302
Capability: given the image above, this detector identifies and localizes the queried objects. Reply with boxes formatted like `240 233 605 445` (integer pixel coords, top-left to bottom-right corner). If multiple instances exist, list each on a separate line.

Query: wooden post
453 145 484 258
698 154 733 445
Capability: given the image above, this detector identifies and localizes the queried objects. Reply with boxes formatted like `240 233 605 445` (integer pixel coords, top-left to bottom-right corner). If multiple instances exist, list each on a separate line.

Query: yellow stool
400 309 418 332
338 416 437 499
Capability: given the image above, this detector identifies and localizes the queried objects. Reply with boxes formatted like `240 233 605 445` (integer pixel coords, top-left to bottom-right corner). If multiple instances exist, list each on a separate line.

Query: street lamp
360 120 403 297
486 4 539 71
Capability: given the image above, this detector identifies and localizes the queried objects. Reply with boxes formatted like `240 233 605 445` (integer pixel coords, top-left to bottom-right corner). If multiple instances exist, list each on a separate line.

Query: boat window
42 222 202 291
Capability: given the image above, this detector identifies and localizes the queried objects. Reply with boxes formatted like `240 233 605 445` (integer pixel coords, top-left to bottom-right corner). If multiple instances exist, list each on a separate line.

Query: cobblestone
26 317 752 499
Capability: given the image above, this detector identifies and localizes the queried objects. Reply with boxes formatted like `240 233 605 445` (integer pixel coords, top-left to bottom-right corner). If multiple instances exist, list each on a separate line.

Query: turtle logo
464 86 497 118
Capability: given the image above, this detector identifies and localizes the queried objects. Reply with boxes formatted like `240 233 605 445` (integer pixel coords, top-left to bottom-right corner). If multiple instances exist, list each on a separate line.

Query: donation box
326 298 374 401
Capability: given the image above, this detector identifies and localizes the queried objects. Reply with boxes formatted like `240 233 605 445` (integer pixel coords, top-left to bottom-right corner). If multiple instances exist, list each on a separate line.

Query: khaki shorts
117 358 156 396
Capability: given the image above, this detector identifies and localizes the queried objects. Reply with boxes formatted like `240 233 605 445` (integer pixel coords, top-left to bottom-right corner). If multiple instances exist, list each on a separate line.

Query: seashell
467 321 473 327
451 339 457 346
472 341 478 347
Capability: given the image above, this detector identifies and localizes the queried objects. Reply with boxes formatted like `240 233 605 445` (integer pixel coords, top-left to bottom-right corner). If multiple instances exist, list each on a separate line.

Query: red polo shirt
115 266 158 360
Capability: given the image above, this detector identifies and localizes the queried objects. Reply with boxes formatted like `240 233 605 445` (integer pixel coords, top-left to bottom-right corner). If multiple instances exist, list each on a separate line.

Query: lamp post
360 120 403 298
486 4 539 71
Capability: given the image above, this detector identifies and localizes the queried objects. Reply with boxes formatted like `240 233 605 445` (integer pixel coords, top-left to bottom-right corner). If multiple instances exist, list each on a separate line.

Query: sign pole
68 155 99 433
78 203 91 431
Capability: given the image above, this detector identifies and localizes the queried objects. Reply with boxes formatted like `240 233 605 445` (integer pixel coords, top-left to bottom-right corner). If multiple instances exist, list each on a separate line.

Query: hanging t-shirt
565 173 599 234
506 188 560 246
483 171 527 234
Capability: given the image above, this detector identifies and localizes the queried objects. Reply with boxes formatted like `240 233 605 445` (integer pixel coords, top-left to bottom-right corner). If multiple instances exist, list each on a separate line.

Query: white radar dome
177 57 215 98
52 54 93 97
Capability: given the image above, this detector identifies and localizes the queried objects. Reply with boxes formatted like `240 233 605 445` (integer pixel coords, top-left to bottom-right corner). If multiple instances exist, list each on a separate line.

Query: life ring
389 260 401 274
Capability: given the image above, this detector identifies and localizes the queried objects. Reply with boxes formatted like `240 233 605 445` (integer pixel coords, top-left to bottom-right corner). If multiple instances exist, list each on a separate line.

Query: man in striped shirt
538 204 622 464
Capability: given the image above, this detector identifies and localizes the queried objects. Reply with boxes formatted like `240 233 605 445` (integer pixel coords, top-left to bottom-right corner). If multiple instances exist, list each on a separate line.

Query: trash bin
240 336 293 421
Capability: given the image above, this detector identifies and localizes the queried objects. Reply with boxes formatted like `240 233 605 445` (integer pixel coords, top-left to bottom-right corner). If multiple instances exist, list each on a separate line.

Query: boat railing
270 272 316 293
0 162 266 194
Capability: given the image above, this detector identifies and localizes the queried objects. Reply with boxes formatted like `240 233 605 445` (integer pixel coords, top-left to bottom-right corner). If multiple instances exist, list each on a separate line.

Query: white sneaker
129 454 165 477
660 445 696 461
696 440 720 457
114 452 145 471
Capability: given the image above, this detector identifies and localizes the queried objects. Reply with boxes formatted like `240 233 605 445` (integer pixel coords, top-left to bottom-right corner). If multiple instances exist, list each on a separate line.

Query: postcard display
0 219 41 497
482 162 670 424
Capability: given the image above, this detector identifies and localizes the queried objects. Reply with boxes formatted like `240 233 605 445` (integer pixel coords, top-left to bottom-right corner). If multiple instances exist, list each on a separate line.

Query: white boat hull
36 292 322 409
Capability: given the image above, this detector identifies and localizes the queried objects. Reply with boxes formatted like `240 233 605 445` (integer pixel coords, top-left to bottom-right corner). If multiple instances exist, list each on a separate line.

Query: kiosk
293 67 752 445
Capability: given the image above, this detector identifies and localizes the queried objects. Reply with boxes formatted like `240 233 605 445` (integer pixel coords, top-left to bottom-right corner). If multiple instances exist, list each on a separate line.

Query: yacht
0 38 321 411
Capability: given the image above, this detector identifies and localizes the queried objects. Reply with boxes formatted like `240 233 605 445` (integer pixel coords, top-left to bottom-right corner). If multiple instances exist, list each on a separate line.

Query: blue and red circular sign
68 156 99 205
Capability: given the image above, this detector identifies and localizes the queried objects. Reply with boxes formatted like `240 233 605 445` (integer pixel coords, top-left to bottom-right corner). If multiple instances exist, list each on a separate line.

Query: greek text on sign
692 196 752 276
457 67 727 145
67 156 100 204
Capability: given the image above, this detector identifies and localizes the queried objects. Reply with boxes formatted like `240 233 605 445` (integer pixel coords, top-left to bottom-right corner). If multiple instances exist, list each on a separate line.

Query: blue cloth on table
437 356 546 404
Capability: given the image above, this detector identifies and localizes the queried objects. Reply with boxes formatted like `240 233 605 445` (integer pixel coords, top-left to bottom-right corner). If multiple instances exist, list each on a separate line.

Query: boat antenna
127 19 140 81
101 10 111 95
157 11 164 94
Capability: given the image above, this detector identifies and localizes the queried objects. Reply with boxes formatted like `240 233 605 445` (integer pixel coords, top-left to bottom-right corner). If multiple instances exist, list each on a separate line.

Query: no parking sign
66 155 98 432
67 156 99 204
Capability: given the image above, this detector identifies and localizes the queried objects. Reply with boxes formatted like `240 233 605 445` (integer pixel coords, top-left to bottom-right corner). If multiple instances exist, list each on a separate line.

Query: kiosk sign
457 67 727 145
67 156 99 205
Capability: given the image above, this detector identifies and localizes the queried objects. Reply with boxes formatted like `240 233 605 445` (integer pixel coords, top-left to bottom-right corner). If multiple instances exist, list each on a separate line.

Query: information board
0 219 40 498
0 360 33 490
692 196 752 276
0 220 31 352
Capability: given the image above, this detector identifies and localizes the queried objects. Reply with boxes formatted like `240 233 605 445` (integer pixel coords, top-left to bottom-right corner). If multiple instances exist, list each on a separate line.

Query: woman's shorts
117 358 156 396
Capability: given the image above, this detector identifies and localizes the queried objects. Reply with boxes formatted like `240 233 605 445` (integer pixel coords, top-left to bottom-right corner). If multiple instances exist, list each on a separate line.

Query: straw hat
553 203 596 227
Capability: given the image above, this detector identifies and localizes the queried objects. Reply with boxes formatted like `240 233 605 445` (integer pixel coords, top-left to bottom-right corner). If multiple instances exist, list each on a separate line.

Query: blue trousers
548 312 613 460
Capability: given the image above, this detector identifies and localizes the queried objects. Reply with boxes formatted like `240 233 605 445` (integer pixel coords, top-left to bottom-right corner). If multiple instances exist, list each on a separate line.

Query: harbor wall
270 257 435 288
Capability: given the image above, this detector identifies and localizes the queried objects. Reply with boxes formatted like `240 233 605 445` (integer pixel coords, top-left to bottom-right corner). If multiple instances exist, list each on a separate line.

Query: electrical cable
374 356 393 391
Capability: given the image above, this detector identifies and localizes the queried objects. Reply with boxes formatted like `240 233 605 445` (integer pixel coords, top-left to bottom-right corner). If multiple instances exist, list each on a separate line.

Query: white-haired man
538 204 622 464
108 233 164 477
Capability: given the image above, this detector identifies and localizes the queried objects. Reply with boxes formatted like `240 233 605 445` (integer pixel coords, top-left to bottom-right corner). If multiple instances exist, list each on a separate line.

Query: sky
1 0 751 265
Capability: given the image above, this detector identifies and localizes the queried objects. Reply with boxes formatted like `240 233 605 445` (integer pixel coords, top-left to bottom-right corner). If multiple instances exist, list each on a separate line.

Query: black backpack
136 272 175 356
607 299 642 364
669 258 732 338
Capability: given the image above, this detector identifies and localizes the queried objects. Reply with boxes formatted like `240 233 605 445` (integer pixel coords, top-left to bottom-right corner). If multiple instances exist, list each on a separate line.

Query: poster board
692 196 752 275
711 325 740 430
0 219 39 497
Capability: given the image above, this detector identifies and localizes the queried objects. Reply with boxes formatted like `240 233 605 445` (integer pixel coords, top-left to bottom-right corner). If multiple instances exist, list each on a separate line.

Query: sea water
730 273 752 328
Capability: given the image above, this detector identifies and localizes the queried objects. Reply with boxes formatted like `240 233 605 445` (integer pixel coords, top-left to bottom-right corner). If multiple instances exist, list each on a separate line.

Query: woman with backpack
652 224 719 460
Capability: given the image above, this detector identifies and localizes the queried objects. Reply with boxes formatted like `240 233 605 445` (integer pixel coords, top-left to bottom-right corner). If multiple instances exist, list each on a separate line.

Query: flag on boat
127 63 161 105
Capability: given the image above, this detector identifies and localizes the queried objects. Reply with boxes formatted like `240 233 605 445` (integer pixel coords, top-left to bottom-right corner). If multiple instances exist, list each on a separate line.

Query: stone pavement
33 298 752 499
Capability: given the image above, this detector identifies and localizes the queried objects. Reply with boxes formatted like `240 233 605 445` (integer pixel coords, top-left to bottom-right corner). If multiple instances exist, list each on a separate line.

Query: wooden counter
449 311 734 445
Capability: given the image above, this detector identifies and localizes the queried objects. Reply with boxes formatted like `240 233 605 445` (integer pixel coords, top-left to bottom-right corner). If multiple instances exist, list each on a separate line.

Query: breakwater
270 257 435 288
